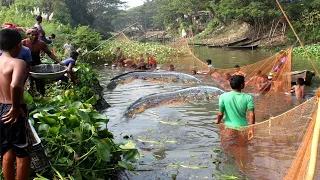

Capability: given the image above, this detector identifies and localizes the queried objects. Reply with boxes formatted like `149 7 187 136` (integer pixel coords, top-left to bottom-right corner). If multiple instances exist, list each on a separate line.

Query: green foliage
288 9 320 43
69 26 102 51
152 0 213 27
293 44 320 60
0 3 103 61
81 40 187 65
24 64 140 179
112 1 157 32
213 0 280 24
194 19 220 39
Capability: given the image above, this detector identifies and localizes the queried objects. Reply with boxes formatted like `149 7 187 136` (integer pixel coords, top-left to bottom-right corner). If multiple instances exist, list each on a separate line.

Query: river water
96 47 320 179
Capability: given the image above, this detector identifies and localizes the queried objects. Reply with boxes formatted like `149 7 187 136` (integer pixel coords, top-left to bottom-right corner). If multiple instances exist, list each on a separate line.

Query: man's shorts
0 104 31 159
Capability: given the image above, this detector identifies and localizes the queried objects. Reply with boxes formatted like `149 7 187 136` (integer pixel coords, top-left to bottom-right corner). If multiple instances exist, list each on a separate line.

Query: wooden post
307 89 320 180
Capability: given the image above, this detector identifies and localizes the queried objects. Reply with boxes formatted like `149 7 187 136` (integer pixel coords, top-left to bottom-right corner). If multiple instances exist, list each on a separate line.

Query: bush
81 40 187 65
194 19 220 39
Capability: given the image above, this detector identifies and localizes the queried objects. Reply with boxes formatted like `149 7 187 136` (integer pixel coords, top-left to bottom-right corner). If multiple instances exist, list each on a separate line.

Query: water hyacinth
81 40 187 65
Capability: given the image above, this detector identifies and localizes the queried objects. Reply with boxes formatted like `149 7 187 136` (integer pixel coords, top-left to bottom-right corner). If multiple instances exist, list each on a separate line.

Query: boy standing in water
206 59 214 68
232 65 246 77
291 78 305 99
0 29 31 180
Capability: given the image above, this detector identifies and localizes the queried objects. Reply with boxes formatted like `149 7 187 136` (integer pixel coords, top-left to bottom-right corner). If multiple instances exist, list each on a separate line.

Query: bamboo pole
275 0 320 78
306 89 320 180
82 22 138 56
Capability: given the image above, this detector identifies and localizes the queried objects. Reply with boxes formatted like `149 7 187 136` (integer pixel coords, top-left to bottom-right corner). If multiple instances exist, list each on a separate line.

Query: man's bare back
0 54 26 104
0 28 31 180
294 85 305 99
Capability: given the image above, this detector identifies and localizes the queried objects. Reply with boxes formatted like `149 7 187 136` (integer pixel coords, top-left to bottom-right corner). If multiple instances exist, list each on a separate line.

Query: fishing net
167 38 293 121
219 95 319 179
113 34 320 179
113 32 131 42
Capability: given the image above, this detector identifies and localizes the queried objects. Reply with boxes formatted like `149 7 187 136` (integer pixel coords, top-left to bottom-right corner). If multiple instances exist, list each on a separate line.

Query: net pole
82 22 138 56
275 0 320 78
307 89 320 180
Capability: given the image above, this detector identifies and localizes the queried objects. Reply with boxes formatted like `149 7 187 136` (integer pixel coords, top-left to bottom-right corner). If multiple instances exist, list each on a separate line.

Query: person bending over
22 27 62 95
0 29 31 180
61 51 79 84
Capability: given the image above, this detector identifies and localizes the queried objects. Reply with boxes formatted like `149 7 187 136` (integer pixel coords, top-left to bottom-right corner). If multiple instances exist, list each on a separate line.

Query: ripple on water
95 67 245 179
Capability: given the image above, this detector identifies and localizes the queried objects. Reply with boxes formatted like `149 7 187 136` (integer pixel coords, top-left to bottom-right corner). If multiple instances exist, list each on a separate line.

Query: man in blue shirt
61 51 79 84
0 46 32 82
0 46 32 63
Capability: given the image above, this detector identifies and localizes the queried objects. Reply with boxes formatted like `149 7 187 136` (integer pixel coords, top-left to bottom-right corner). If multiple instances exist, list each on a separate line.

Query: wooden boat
291 70 315 86
207 37 248 48
224 45 259 50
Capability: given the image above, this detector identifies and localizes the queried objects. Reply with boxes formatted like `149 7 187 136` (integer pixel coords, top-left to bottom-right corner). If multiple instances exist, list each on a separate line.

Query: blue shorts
0 104 31 158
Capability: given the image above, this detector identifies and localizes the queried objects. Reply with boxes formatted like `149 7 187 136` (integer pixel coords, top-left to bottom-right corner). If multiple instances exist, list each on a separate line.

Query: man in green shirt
215 75 255 140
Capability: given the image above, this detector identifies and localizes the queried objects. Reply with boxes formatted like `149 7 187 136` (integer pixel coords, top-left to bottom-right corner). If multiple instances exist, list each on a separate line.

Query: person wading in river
215 75 255 168
0 28 31 180
22 27 62 95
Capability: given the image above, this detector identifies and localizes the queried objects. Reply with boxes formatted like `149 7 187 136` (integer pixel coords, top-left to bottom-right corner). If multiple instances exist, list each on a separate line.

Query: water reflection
96 47 318 179
97 66 244 179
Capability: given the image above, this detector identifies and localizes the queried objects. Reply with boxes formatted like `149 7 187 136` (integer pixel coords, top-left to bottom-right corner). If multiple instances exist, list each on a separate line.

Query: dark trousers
30 76 45 95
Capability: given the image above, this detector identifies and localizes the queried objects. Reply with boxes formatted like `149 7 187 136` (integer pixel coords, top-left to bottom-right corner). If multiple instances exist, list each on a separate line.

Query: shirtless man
0 29 31 180
232 65 246 77
22 27 62 95
291 78 305 99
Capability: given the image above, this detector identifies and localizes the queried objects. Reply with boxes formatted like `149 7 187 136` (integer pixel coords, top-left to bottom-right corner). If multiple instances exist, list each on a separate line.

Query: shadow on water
95 48 319 179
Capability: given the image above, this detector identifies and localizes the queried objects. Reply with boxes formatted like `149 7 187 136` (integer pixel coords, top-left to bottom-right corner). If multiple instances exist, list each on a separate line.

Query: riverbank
193 22 287 48
0 64 139 179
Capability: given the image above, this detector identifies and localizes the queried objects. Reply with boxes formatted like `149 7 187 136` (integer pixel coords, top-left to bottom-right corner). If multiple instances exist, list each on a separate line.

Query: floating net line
112 32 131 42
219 96 319 179
113 33 320 179
167 38 293 121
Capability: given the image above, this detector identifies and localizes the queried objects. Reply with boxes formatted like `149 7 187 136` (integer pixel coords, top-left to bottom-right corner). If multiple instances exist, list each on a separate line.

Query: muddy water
96 47 319 179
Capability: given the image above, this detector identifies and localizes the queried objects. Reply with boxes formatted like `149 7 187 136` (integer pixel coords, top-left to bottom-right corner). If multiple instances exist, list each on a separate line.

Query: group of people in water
194 53 305 100
0 15 82 180
113 47 158 70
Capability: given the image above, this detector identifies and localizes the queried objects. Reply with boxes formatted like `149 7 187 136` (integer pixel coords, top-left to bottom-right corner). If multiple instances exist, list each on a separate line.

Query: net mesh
220 97 318 179
167 38 293 121
114 33 320 179
113 32 131 42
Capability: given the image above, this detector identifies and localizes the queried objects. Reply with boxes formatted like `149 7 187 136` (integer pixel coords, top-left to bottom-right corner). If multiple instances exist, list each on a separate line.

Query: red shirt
148 56 156 65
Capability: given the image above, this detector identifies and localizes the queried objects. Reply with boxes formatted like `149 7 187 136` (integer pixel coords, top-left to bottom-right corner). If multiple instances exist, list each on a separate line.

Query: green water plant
11 64 139 179
82 40 187 65
293 44 320 60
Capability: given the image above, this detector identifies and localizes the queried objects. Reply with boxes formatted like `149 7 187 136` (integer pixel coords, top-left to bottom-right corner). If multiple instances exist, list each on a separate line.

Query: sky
125 0 144 9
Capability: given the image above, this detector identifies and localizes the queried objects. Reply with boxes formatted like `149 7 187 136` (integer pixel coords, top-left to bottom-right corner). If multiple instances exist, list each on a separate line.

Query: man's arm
302 86 305 98
42 42 62 64
247 110 255 140
249 110 255 125
67 63 78 83
215 112 224 124
11 60 26 108
2 60 27 124
216 97 225 124
241 71 247 78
